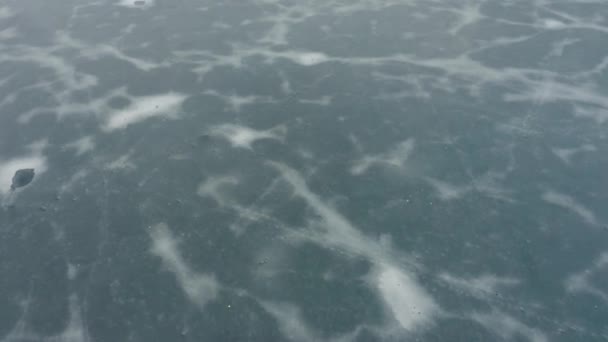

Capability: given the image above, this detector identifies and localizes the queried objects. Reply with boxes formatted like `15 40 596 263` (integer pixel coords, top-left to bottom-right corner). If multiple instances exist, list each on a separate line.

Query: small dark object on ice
134 0 146 5
10 169 35 191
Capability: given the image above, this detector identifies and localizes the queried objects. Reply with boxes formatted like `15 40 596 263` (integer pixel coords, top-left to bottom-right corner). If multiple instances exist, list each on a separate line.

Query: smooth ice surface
1 0 607 341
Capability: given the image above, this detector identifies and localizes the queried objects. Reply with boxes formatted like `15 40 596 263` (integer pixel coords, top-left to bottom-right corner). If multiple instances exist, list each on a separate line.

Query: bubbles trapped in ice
10 168 35 191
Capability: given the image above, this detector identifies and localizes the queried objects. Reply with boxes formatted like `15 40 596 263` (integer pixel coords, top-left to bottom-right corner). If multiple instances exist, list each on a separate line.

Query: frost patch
149 223 220 308
103 93 186 132
209 124 286 149
376 264 439 331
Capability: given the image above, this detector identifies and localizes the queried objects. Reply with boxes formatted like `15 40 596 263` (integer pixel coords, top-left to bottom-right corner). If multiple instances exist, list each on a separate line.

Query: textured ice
203 90 274 112
197 175 240 206
118 0 154 8
351 139 415 175
105 153 135 171
0 27 17 40
425 177 470 201
259 301 317 342
103 93 186 132
0 6 14 19
376 264 439 331
439 273 520 299
0 155 46 196
2 0 608 340
271 162 440 332
209 124 286 149
149 223 219 309
64 136 95 156
565 252 608 303
542 19 566 29
542 190 599 227
292 52 329 66
471 311 548 342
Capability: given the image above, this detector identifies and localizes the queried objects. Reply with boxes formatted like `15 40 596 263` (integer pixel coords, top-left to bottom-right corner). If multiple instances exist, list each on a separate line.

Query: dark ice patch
10 169 35 191
134 0 146 5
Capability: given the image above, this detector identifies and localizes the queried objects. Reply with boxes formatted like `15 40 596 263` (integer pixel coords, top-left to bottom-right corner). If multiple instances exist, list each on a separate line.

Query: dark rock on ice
10 169 35 191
